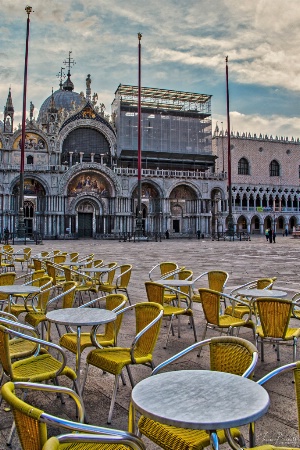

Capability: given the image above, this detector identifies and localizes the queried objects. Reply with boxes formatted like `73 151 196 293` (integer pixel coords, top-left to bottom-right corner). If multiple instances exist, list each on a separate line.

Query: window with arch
27 155 34 165
238 158 249 175
270 160 280 177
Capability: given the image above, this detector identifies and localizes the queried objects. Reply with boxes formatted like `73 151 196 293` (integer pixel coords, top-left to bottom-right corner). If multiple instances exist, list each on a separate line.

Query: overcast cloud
0 0 299 138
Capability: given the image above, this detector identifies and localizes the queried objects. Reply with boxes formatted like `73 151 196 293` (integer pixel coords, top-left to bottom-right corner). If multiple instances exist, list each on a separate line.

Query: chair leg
6 420 15 446
164 316 174 349
126 366 135 388
293 338 297 362
261 339 264 362
107 374 120 424
190 315 197 342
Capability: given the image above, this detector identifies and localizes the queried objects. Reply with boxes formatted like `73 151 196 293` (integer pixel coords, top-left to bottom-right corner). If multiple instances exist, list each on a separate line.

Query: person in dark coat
268 228 273 243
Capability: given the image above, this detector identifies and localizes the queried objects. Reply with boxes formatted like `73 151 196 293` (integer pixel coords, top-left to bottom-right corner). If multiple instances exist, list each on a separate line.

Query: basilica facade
0 65 226 239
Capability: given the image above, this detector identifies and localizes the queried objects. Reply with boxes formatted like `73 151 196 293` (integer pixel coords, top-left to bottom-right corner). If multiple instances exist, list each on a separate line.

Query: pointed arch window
238 158 249 175
270 160 280 177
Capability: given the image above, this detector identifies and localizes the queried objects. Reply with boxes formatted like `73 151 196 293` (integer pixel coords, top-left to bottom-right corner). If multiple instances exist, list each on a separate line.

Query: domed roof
38 88 83 122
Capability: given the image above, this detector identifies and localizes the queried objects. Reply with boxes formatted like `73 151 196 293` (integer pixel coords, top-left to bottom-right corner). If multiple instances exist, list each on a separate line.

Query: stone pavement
0 235 300 449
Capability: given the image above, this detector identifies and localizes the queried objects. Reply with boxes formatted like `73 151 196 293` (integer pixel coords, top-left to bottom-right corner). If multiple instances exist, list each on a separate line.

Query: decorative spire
62 51 76 92
4 87 14 133
56 67 66 90
48 87 57 112
86 74 91 101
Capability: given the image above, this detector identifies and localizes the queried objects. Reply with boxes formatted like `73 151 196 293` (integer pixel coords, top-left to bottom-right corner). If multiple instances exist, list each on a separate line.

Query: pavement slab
0 235 299 449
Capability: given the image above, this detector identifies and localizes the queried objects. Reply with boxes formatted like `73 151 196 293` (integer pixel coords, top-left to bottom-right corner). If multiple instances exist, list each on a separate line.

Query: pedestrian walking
273 231 276 243
165 229 169 239
265 228 269 241
268 228 273 243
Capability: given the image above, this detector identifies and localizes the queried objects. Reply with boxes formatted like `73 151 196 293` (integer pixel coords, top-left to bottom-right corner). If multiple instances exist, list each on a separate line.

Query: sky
0 0 300 138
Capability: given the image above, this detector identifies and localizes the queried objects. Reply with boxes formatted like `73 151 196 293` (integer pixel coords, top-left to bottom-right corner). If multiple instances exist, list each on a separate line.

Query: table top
131 370 269 430
237 288 287 298
0 285 40 294
46 308 116 326
155 279 194 286
79 267 109 273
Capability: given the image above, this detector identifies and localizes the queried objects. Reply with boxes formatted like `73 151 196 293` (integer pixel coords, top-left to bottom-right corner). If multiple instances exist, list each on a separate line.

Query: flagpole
226 56 234 237
136 32 143 238
18 5 33 238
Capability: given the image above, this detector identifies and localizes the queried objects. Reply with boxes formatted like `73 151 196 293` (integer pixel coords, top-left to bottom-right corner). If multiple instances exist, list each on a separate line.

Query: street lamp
18 6 33 238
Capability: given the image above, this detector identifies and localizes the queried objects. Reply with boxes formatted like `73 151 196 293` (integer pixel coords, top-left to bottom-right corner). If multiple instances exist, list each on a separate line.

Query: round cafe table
131 370 270 450
237 288 287 299
46 308 116 393
0 285 40 313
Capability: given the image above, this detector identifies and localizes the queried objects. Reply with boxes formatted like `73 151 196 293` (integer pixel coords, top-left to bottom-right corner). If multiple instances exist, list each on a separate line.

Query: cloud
213 111 300 140
1 0 300 137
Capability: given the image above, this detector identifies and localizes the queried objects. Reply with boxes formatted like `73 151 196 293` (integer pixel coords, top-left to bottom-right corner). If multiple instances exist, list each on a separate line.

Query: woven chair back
53 255 66 265
256 298 293 338
160 262 178 279
199 288 221 326
61 281 77 308
118 264 132 289
0 324 14 377
209 336 257 378
134 302 163 357
256 278 274 290
32 270 46 280
101 294 127 342
145 282 165 306
69 252 79 262
0 272 16 286
32 258 43 271
208 271 228 292
106 262 118 285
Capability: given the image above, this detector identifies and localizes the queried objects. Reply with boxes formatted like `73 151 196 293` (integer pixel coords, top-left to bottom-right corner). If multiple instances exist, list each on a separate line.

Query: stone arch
58 119 117 157
58 162 122 197
236 214 248 231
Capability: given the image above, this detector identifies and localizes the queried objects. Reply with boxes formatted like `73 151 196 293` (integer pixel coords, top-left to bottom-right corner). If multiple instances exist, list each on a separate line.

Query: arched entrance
76 201 95 238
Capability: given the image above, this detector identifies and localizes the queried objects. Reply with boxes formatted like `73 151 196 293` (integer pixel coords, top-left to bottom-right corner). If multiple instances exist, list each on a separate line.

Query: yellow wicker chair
84 302 163 423
145 281 197 348
191 270 229 305
0 313 41 385
253 297 300 362
59 293 127 364
96 261 118 292
62 266 97 305
0 321 79 421
68 251 79 262
98 264 132 304
25 281 77 338
163 269 193 304
46 261 66 286
224 277 276 319
7 275 53 318
134 336 258 450
240 361 300 449
1 381 146 450
14 247 32 272
0 271 16 309
199 288 255 342
148 261 179 281
0 251 15 272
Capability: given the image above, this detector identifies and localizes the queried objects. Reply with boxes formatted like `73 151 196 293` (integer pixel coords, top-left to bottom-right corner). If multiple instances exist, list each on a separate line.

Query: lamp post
18 6 33 238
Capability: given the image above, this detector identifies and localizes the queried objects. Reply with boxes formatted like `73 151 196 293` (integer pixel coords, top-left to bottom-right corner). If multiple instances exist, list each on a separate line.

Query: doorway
173 219 180 233
78 213 93 238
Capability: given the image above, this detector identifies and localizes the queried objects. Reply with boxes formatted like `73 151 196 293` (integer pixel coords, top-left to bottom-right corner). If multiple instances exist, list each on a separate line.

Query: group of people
265 228 276 243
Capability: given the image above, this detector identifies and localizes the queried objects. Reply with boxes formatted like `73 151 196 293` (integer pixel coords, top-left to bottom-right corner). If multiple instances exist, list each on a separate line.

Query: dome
37 88 83 122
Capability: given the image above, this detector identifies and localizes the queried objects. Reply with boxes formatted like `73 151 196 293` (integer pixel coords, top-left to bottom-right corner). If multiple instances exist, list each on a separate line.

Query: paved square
1 235 299 449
